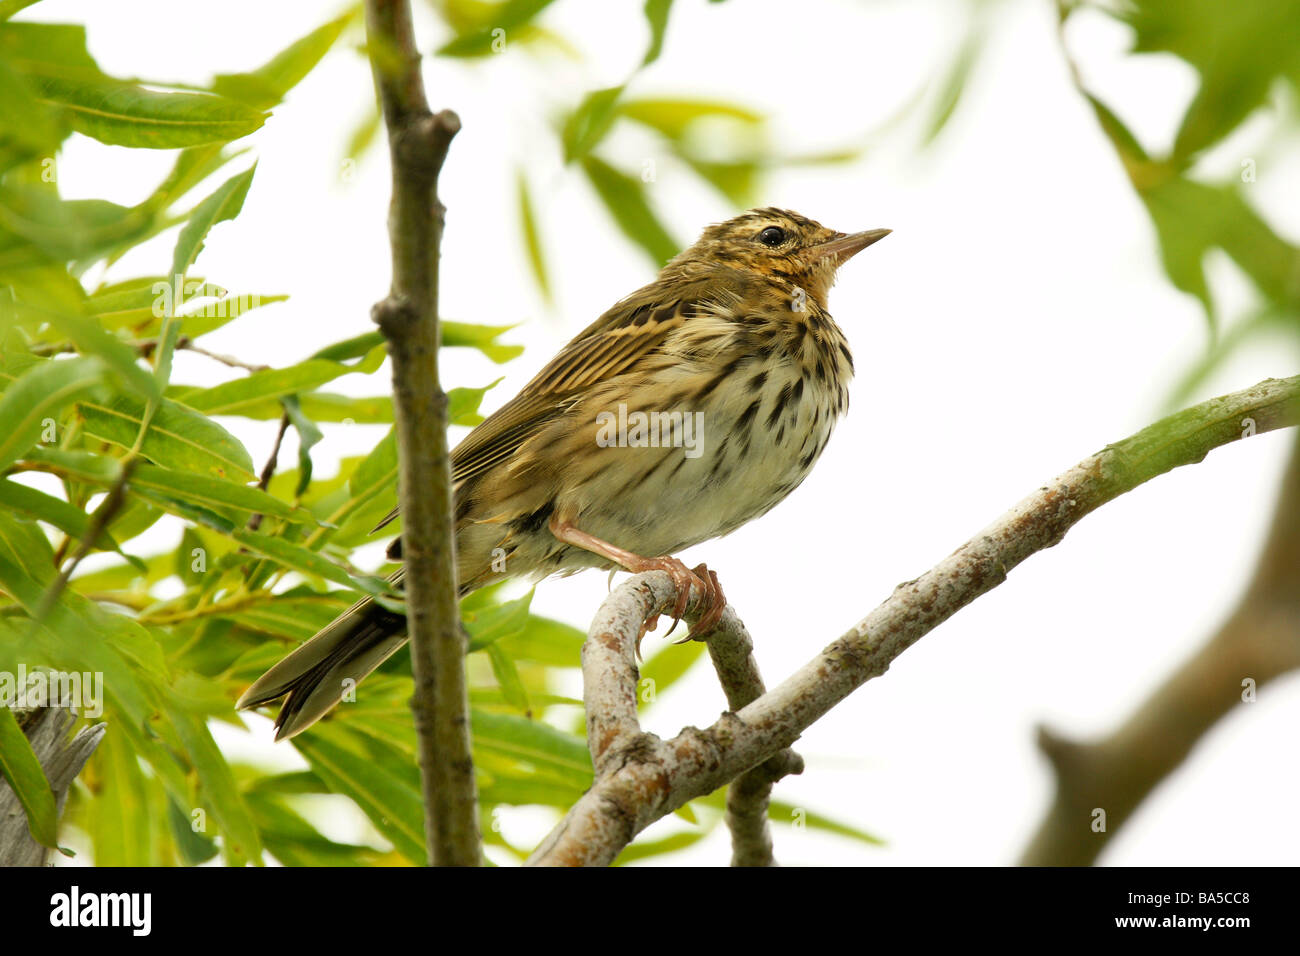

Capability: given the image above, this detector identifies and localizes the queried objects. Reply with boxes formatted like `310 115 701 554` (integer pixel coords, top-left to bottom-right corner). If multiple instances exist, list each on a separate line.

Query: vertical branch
363 0 478 866
705 614 804 866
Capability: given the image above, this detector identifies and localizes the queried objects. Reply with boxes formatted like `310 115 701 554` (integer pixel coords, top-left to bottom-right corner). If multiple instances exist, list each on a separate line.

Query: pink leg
549 514 727 655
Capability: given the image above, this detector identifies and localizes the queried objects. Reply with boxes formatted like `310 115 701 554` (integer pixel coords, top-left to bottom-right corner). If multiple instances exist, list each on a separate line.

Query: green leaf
614 829 709 864
328 426 396 543
140 144 246 214
768 800 885 846
486 643 531 713
292 723 426 863
0 478 130 556
495 614 585 667
0 22 264 146
1116 0 1300 161
0 355 105 472
282 394 322 497
87 275 221 331
677 156 758 206
211 13 352 109
619 98 762 141
437 0 559 58
310 322 521 365
471 709 592 785
0 21 96 73
641 0 674 66
581 155 678 266
342 106 381 163
169 164 257 280
229 526 387 596
130 463 315 525
444 323 523 364
0 54 63 159
0 1 45 22
477 774 585 809
12 304 160 400
1139 178 1300 326
30 76 267 149
218 592 352 641
83 726 155 865
465 589 534 651
0 539 156 727
0 185 153 267
22 444 121 484
78 395 256 481
247 789 378 866
299 393 394 423
562 85 624 162
162 701 262 865
177 359 354 416
919 31 980 146
167 794 220 865
308 331 385 363
516 170 551 303
0 706 62 852
637 632 706 706
1084 92 1151 167
450 379 499 427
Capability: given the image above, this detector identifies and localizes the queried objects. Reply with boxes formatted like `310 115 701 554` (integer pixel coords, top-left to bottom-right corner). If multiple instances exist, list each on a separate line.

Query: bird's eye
757 226 787 247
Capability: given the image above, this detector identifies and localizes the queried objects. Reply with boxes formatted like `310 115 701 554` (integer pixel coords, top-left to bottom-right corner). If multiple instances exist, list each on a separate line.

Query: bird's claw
687 562 726 637
633 556 727 651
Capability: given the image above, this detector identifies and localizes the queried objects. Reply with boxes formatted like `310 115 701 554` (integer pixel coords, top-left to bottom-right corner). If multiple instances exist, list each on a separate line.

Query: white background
31 0 1300 864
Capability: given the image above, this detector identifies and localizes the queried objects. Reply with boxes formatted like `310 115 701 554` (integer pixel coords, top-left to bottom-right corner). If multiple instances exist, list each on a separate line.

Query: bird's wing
371 269 744 533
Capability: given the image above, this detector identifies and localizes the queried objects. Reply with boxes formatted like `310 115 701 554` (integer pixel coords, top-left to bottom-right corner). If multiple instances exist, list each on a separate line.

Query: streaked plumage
238 208 889 739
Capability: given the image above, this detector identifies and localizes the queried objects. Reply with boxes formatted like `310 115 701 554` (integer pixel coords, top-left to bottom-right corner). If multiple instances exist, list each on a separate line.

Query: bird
238 207 890 740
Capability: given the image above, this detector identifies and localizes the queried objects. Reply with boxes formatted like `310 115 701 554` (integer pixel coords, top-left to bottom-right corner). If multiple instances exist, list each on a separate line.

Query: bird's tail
236 594 408 741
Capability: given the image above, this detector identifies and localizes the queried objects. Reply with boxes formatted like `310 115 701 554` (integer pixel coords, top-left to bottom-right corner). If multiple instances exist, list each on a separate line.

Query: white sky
31 0 1300 865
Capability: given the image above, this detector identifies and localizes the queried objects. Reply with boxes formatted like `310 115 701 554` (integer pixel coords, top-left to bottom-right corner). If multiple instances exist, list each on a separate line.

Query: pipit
239 207 890 739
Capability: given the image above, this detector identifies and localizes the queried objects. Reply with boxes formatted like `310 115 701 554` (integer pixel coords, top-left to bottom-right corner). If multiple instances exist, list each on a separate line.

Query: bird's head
666 207 890 308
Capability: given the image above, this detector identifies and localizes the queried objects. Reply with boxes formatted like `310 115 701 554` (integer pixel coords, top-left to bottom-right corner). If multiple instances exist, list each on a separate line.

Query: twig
32 460 135 629
1020 431 1300 865
31 336 270 375
529 375 1300 866
364 0 476 866
178 341 269 373
247 412 290 531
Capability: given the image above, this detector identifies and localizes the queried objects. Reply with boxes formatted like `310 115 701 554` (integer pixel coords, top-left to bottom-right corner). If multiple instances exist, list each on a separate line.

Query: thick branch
0 707 105 866
576 575 802 865
364 0 477 866
530 375 1300 866
1020 431 1300 865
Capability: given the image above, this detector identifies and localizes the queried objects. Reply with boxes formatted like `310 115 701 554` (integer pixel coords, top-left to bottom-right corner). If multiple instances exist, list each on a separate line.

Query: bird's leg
547 514 727 653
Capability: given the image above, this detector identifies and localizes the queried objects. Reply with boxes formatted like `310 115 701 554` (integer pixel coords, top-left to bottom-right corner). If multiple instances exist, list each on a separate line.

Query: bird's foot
624 556 726 648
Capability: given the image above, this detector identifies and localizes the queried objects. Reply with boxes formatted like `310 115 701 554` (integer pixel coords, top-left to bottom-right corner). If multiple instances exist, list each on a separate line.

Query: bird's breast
560 309 853 556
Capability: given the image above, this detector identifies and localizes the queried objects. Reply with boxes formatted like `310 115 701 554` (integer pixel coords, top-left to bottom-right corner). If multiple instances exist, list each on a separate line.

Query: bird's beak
804 228 892 266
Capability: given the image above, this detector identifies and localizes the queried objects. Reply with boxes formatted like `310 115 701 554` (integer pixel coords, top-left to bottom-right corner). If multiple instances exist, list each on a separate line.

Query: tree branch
1020 430 1300 865
529 375 1300 866
0 706 105 866
704 609 803 866
364 0 477 866
574 575 804 865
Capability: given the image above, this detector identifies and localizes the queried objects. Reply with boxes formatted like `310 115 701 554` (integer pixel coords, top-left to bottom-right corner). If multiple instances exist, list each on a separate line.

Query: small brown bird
238 208 889 739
